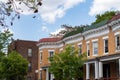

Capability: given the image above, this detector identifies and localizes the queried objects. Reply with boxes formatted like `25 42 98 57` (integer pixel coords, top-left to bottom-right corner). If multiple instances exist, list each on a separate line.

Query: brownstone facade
9 39 39 80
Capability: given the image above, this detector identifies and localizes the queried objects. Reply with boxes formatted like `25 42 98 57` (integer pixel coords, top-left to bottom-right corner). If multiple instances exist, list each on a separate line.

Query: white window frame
103 36 109 54
92 39 98 56
114 32 120 52
48 50 55 63
48 50 55 57
28 48 32 57
40 51 42 63
86 41 90 57
78 43 82 55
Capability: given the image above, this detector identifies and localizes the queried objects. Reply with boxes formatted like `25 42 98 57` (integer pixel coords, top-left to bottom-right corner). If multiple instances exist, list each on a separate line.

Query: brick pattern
38 27 120 80
9 40 39 80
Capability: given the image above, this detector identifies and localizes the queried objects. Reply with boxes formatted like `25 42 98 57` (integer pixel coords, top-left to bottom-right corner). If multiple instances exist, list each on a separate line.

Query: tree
0 0 42 27
49 45 86 80
0 30 28 80
0 29 13 59
92 11 116 25
0 51 28 80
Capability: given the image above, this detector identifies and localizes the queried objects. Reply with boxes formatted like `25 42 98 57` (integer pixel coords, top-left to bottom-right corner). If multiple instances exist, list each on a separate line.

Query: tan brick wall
38 27 120 80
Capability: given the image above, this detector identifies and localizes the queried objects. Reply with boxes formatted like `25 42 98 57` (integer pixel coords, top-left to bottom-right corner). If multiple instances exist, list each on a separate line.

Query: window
28 48 32 57
49 50 54 57
40 52 42 63
78 45 82 55
115 35 120 50
93 42 98 56
87 44 90 57
28 62 32 72
104 39 108 53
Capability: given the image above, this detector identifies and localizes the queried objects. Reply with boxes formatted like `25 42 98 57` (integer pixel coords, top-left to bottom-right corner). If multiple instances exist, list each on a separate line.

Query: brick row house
9 40 39 80
37 14 120 80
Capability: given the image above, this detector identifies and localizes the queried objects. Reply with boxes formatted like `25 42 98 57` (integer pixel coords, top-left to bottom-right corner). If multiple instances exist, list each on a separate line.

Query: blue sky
8 0 120 41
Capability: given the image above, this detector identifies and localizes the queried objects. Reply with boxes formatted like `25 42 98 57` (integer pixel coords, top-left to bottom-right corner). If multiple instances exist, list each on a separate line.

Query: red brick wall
9 39 39 80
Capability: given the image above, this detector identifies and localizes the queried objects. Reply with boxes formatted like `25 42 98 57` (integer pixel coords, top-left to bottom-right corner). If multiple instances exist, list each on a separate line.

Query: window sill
40 61 42 64
103 52 108 55
115 50 120 52
93 54 98 56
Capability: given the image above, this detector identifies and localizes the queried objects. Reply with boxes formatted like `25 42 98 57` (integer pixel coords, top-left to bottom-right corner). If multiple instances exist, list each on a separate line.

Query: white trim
78 42 82 45
102 36 108 39
83 25 109 40
86 43 90 57
84 61 96 64
103 39 109 54
114 32 120 36
86 63 90 79
95 61 99 79
99 61 103 78
100 56 120 61
86 41 90 44
40 51 43 63
92 39 98 42
48 50 55 52
92 41 98 56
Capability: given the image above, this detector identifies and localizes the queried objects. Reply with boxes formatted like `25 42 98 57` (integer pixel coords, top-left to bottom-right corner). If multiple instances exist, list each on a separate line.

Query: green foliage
63 25 88 38
0 51 28 80
92 11 116 25
0 30 28 80
0 30 13 59
0 30 13 52
49 45 86 80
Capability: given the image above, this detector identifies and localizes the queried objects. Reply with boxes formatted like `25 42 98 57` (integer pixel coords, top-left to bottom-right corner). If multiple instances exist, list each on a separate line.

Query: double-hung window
28 48 32 57
87 43 90 57
103 36 109 54
92 41 98 56
48 50 54 62
40 51 42 63
115 35 120 50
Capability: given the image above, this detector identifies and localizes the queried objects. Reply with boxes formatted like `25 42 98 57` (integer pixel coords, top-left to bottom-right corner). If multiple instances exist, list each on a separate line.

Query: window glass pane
116 35 120 50
93 42 98 55
28 63 32 71
40 52 42 62
104 39 108 53
87 44 90 56
49 51 54 57
28 49 32 57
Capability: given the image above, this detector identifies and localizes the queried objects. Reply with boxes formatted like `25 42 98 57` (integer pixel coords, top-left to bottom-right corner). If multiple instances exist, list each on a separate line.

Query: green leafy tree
0 30 13 59
92 11 116 25
0 51 28 80
49 45 86 80
0 30 28 80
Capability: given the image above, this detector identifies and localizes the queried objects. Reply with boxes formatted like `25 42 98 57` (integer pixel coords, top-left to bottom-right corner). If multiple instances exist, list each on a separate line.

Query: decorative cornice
38 18 120 48
83 25 109 40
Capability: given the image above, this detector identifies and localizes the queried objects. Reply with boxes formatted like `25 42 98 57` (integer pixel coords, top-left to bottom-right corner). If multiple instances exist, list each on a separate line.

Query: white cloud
41 26 48 32
1 0 85 23
38 0 85 23
89 0 120 16
50 28 65 35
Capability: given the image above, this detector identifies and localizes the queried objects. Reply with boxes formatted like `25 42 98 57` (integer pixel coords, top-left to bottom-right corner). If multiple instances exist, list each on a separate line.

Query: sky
6 0 120 41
